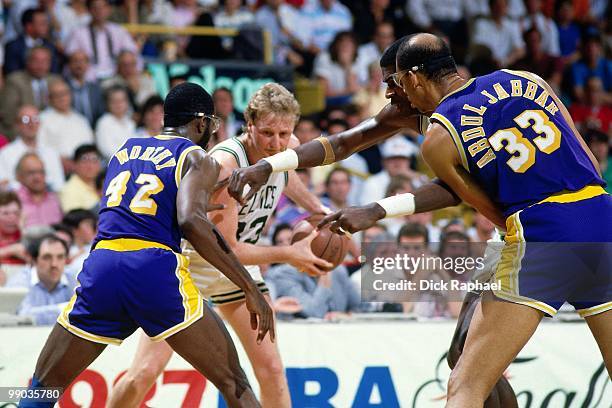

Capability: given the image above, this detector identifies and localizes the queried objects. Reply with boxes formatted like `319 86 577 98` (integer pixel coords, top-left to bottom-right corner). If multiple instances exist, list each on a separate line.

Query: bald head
48 79 72 113
17 153 47 194
396 33 456 82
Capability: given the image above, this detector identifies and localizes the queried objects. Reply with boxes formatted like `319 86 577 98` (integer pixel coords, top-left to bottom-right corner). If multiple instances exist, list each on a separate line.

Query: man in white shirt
408 0 464 33
472 0 525 67
464 0 526 20
356 22 395 84
38 79 94 173
359 135 419 205
302 0 352 52
64 0 139 79
101 50 156 111
0 105 64 192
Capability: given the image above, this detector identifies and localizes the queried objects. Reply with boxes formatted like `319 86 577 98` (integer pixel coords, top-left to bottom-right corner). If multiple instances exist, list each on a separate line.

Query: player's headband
408 55 456 74
392 55 456 86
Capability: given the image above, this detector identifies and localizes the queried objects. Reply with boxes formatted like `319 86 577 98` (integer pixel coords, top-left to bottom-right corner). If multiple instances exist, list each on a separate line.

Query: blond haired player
109 83 332 407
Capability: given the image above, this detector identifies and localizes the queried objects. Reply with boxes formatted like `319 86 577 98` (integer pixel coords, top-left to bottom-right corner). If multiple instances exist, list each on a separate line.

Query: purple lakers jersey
431 69 604 217
96 135 203 252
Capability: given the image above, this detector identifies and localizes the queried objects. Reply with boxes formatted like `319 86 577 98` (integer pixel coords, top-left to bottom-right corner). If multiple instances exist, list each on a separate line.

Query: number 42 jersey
96 135 203 252
431 69 605 218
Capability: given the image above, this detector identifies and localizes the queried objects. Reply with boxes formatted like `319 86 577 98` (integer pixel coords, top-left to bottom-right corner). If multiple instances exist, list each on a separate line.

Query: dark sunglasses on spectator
21 115 40 125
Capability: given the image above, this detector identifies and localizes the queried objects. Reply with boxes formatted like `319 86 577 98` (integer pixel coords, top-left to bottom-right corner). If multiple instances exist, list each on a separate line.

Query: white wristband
262 149 299 172
376 193 416 218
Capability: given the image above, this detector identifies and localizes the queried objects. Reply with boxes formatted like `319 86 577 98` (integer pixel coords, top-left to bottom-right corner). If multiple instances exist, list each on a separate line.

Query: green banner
146 60 294 112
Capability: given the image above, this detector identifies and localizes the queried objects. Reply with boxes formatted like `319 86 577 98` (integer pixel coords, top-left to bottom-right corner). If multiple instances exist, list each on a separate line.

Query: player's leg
165 301 260 407
218 296 290 408
19 324 107 408
22 247 137 407
108 334 173 408
446 292 543 408
447 292 479 368
584 310 611 376
447 292 518 408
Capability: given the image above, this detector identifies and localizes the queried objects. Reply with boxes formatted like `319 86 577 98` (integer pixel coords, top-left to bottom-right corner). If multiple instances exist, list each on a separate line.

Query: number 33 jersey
96 135 203 252
431 69 605 218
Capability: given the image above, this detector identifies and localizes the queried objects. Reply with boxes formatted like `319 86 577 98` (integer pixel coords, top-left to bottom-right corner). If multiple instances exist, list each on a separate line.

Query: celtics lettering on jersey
210 137 288 245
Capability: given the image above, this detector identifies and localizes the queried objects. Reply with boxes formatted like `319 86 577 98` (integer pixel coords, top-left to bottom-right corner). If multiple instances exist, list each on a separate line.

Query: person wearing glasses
0 105 65 192
59 144 103 213
226 35 519 407
19 82 273 408
394 33 610 408
110 82 332 408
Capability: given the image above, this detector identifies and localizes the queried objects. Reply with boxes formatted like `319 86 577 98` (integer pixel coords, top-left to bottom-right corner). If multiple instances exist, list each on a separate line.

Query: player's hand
289 229 334 276
318 203 387 234
244 288 275 344
227 161 273 205
213 177 230 192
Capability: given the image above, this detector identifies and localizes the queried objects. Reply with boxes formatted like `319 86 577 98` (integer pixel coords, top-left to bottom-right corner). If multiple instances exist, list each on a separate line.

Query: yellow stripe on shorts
95 238 172 252
536 185 607 205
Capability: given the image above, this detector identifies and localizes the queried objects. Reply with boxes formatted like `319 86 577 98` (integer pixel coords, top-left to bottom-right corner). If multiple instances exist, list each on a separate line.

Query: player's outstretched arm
228 104 420 204
177 149 274 343
318 179 461 234
208 151 333 276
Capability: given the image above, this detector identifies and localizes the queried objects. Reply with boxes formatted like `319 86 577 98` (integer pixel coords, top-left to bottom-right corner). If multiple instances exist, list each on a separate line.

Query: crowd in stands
0 0 609 325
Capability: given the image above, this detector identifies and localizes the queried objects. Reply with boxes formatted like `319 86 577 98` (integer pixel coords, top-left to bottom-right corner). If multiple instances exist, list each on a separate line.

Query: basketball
291 214 350 270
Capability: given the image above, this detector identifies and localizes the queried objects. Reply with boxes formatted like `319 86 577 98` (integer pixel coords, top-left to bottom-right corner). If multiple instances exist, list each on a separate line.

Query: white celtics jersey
184 136 288 293
210 136 288 244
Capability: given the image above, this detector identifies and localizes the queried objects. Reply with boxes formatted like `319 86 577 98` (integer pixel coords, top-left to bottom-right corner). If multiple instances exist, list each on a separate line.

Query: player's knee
254 356 285 384
120 363 163 394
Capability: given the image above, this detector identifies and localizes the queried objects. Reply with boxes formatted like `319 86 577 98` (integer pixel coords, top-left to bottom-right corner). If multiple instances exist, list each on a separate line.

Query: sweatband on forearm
376 193 416 218
262 149 299 172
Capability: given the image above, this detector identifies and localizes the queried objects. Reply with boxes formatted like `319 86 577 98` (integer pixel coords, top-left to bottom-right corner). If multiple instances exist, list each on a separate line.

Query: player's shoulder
499 68 546 84
421 124 463 173
182 147 218 176
422 121 457 159
209 139 241 170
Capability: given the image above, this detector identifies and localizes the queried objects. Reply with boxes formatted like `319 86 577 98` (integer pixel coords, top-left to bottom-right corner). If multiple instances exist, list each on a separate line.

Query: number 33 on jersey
431 69 605 217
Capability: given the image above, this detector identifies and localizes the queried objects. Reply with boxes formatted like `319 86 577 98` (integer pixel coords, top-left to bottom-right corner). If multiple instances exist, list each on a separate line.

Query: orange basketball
291 214 350 270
